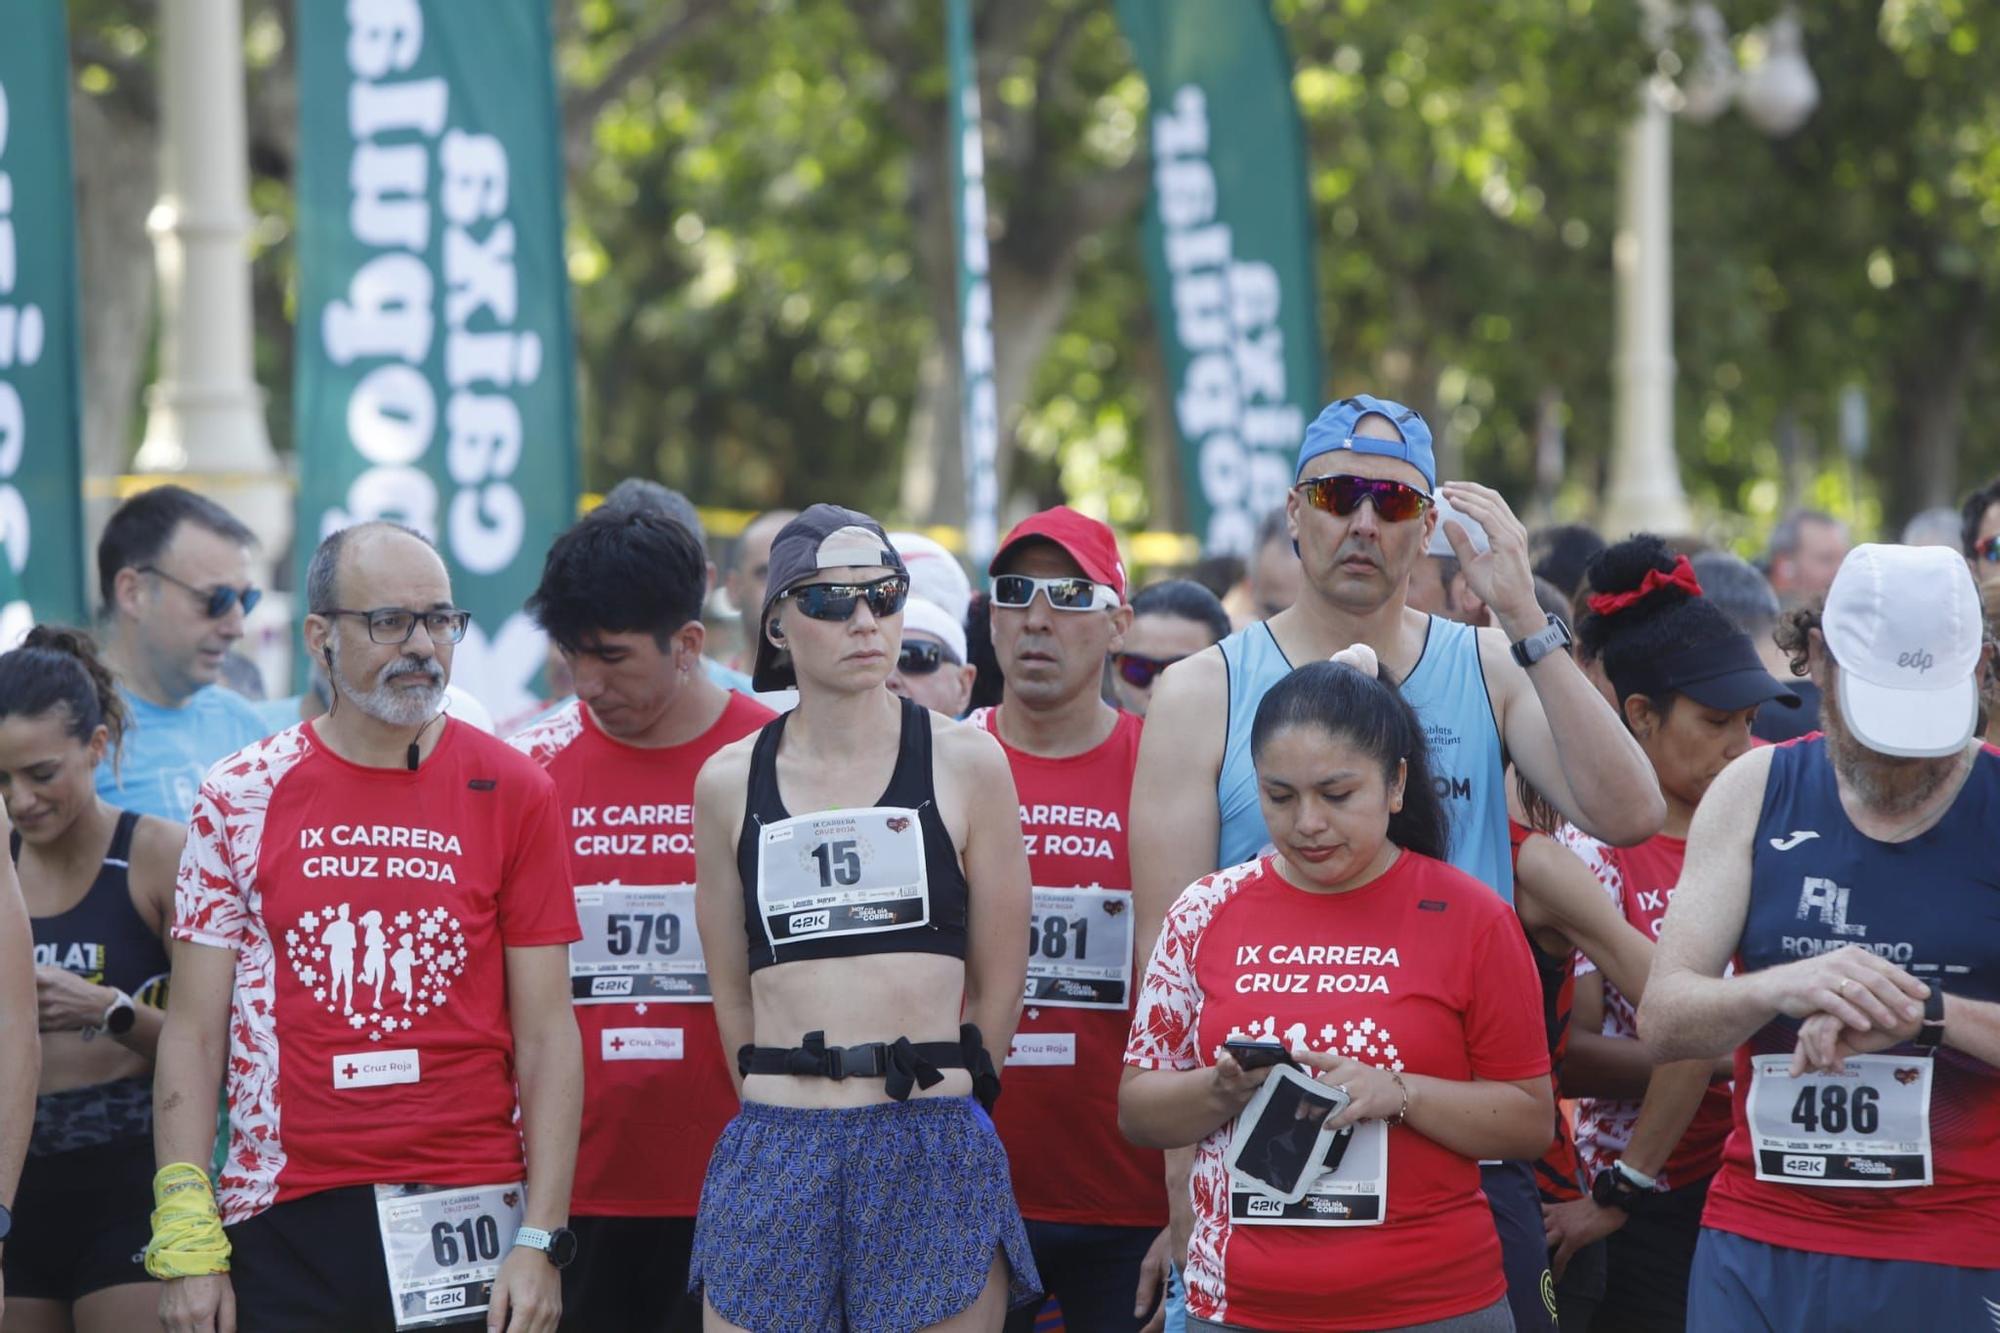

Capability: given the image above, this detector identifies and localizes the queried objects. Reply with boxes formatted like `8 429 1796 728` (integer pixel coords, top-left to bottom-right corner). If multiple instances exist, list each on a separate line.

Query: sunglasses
141 566 263 619
896 640 956 676
1113 652 1185 689
781 575 910 622
1293 475 1432 524
1978 535 2000 564
990 574 1120 613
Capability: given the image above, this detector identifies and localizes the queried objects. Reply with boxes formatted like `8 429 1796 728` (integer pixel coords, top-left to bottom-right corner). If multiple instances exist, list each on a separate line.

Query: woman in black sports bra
691 505 1040 1332
0 627 185 1332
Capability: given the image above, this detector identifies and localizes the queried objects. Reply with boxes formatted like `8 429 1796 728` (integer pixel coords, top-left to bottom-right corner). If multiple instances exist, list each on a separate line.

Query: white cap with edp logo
1822 543 1983 758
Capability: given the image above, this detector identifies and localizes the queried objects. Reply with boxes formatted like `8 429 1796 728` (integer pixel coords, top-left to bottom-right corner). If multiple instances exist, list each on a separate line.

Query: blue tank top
1216 616 1513 901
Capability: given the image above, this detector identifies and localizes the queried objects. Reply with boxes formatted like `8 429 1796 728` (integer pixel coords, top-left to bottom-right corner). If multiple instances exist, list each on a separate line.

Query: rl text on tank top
736 695 969 971
1216 616 1513 899
1704 736 2000 1267
16 809 169 1154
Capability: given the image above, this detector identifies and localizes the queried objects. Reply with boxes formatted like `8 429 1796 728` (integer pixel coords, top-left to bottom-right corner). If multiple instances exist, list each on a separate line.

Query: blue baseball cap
1294 394 1436 491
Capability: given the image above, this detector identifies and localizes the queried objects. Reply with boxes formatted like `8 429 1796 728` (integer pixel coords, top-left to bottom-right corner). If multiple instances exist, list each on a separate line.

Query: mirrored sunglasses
896 640 955 676
782 575 910 622
1113 652 1185 688
1293 475 1432 523
990 574 1120 613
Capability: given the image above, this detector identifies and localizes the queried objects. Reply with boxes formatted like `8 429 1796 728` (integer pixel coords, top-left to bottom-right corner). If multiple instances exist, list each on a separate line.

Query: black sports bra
735 696 969 972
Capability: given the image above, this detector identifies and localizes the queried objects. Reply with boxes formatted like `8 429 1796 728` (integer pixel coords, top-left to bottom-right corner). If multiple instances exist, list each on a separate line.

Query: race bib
1230 1116 1389 1227
1746 1054 1932 1188
755 807 928 950
1022 886 1134 1010
570 885 706 1003
374 1181 526 1330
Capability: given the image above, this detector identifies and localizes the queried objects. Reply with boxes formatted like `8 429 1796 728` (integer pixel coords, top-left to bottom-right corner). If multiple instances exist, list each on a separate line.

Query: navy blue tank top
736 696 969 972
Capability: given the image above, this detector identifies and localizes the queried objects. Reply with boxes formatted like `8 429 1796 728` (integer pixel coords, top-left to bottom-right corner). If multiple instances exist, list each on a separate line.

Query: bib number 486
1790 1083 1880 1136
429 1215 502 1268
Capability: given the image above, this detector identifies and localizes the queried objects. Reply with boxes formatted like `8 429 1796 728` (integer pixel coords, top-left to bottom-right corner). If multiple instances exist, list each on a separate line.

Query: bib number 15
1790 1083 1880 1136
811 840 861 888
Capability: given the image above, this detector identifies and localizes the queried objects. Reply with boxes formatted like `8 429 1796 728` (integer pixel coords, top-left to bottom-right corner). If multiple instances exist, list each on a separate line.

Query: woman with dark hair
0 626 185 1332
1109 580 1233 717
1544 535 1801 1333
1120 654 1552 1332
691 505 1038 1331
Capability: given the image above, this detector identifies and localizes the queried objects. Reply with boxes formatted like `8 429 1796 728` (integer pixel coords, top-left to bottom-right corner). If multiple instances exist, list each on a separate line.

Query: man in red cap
976 508 1172 1332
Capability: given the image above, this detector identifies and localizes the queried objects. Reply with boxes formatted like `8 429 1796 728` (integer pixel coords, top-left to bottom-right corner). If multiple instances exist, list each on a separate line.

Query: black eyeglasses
991 574 1119 613
1293 475 1432 523
1113 652 1186 689
140 566 262 619
780 575 909 622
1978 535 2000 564
326 608 472 645
896 640 955 676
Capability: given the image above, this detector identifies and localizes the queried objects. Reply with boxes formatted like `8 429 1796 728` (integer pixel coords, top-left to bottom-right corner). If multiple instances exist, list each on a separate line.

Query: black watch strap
1510 613 1573 668
1915 982 1947 1052
1591 1167 1650 1214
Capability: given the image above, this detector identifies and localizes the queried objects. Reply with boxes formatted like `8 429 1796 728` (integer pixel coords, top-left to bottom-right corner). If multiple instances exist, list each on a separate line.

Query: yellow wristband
144 1163 232 1279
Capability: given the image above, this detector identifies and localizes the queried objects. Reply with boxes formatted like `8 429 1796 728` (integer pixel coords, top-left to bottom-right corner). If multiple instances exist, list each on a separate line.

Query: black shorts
2 1134 156 1302
1482 1159 1558 1333
559 1215 699 1333
226 1185 489 1333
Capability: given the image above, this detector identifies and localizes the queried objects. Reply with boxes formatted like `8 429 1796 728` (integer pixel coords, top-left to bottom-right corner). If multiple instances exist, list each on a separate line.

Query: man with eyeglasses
94 486 272 822
511 507 774 1332
969 508 1172 1333
1131 396 1663 1333
152 521 582 1333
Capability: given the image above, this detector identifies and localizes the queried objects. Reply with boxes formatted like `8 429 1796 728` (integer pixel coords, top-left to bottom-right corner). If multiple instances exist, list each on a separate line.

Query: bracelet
1385 1070 1411 1126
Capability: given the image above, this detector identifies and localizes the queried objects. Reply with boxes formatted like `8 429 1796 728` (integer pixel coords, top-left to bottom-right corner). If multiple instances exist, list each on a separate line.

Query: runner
690 504 1038 1331
1534 536 1802 1331
92 486 270 822
150 522 582 1333
1108 580 1230 720
1133 395 1663 1333
968 508 1171 1332
0 798 41 1326
0 628 183 1332
1121 657 1552 1332
1641 543 2000 1329
721 509 801 675
511 507 775 1333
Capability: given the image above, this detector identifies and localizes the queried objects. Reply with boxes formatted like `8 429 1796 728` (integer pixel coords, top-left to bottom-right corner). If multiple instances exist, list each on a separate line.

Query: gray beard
1820 684 1959 819
331 641 445 727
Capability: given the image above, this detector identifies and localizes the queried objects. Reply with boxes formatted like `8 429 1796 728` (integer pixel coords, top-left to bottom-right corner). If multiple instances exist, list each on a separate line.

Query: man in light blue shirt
94 486 272 822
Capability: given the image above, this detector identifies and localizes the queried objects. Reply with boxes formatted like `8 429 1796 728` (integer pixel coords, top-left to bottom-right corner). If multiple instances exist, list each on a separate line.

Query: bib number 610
429 1214 502 1267
1791 1083 1880 1136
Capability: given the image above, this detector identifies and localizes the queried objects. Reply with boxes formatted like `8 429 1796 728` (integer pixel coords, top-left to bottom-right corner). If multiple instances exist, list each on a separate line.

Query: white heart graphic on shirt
286 903 463 1042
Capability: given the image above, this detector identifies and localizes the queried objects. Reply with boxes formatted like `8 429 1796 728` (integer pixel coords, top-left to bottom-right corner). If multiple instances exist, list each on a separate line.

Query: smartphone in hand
1222 1039 1301 1071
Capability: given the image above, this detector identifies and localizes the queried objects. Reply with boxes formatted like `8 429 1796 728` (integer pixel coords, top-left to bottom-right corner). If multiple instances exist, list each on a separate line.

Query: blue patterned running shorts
689 1096 1041 1332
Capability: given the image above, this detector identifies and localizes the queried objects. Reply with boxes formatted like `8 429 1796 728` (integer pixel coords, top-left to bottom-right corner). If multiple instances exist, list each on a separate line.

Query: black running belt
739 1023 1002 1109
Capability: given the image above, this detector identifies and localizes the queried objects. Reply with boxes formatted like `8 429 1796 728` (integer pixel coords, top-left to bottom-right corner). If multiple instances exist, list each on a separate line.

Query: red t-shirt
174 721 581 1226
509 693 774 1216
973 706 1166 1229
1562 829 1732 1188
1125 853 1549 1332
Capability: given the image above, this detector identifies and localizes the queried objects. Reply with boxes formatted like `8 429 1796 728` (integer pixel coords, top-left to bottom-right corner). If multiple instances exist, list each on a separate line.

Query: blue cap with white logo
1294 394 1436 491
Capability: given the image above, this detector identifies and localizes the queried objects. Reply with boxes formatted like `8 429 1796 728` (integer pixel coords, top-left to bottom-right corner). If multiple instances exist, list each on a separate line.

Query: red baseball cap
990 506 1126 600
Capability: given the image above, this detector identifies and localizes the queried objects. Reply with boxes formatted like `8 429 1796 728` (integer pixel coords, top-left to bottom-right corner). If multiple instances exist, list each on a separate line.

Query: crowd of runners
0 393 1996 1332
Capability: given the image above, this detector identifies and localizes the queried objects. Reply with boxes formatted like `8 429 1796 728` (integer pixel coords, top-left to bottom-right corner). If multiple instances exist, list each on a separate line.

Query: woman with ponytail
0 626 185 1331
1121 654 1553 1332
1542 537 1801 1332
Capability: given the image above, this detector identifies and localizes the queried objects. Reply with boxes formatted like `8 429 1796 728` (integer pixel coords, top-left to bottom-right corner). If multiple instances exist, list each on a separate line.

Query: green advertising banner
946 0 999 568
1116 1 1324 555
0 2 90 639
294 0 578 720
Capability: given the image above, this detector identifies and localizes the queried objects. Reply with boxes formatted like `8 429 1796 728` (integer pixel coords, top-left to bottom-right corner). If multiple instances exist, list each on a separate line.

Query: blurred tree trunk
1886 282 1987 526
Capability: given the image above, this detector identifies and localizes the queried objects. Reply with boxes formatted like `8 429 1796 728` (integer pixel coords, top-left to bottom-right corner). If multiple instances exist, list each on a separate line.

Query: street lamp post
1600 4 1817 539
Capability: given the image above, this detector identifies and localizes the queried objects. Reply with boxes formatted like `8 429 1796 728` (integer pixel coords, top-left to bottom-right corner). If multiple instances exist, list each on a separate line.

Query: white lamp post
1601 4 1817 539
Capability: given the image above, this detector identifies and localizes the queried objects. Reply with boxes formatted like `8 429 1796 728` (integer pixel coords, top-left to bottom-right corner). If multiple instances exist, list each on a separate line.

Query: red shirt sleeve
1125 898 1203 1071
172 783 250 952
497 776 581 948
1463 908 1553 1084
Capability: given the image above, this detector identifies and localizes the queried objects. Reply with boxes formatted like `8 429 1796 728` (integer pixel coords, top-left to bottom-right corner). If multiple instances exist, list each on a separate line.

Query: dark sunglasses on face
140 566 263 619
1113 652 1185 689
1293 475 1432 524
896 640 957 676
990 574 1119 613
781 575 910 622
1978 535 2000 563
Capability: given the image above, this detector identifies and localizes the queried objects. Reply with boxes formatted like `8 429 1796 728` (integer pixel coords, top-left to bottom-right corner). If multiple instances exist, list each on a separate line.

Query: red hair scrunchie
1585 553 1703 617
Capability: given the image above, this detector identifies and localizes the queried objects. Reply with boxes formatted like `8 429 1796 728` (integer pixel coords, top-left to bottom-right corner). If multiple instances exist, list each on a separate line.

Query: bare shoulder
131 813 188 878
932 709 1010 778
695 733 758 803
1141 643 1229 761
1689 745 1776 838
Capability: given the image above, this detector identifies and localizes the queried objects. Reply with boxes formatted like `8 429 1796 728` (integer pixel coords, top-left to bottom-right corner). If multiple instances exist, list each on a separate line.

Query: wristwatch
514 1225 578 1269
81 989 136 1043
1510 613 1573 668
1915 982 1947 1052
1591 1160 1659 1214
